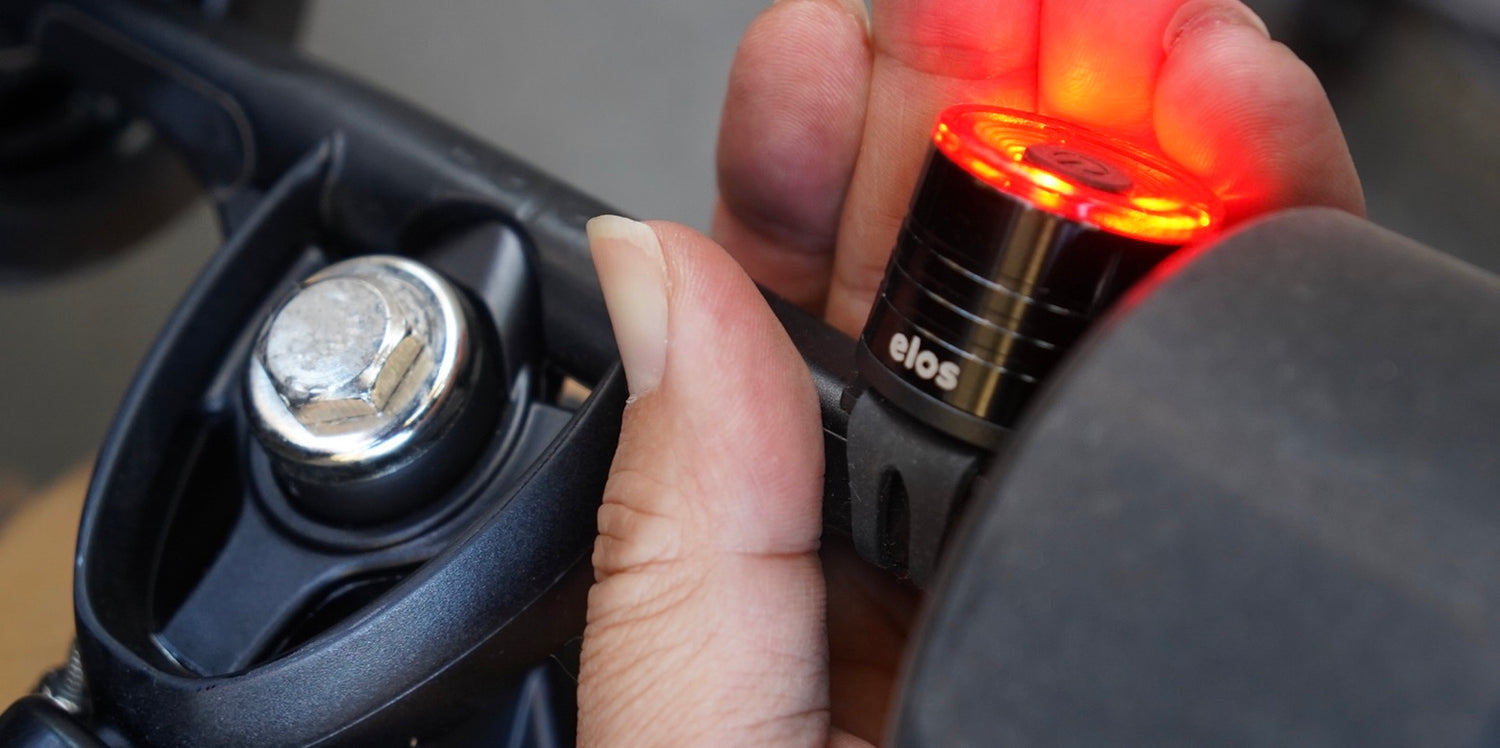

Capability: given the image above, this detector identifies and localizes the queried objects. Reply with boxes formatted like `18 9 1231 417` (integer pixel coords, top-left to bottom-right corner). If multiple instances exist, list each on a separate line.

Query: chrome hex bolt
246 255 471 478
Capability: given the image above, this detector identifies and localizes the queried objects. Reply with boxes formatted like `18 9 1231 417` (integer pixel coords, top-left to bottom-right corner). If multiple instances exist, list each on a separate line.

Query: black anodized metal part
858 147 1174 447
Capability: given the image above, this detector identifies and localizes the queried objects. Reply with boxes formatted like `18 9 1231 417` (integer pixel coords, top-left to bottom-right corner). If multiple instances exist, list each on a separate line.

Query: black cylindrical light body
857 106 1222 448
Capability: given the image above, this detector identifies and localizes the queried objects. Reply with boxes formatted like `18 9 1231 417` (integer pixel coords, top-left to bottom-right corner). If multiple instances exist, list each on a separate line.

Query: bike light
857 105 1223 448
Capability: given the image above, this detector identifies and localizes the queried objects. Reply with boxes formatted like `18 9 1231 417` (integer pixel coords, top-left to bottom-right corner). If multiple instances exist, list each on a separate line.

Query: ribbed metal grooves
857 148 1178 446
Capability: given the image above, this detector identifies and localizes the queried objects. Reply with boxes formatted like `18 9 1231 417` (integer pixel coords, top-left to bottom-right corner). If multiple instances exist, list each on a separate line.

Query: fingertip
588 215 668 397
776 0 870 28
649 219 821 397
1038 0 1183 142
635 220 825 541
1155 11 1365 222
716 0 871 305
720 0 870 210
1163 0 1269 54
871 0 1039 79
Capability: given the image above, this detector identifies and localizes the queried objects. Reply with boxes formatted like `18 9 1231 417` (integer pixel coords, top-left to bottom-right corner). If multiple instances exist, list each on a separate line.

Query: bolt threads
36 641 88 715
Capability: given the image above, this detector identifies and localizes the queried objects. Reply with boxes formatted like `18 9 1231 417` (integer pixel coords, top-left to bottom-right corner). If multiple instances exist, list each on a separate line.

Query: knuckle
585 552 709 635
591 463 713 582
593 488 685 580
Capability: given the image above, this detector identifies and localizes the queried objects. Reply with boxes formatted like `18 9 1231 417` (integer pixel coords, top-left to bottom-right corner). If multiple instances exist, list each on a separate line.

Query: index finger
1039 0 1196 142
826 0 1042 336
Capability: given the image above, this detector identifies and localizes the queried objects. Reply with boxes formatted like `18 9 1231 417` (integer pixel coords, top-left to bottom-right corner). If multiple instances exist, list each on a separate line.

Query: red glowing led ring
932 105 1223 245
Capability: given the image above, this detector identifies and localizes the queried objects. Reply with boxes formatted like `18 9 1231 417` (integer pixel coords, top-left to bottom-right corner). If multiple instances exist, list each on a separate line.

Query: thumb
578 217 831 745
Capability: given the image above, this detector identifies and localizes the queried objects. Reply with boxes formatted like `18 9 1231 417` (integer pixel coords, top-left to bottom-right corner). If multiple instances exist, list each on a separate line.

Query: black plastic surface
895 208 1500 746
44 122 622 744
0 697 103 748
0 1 304 279
0 2 638 742
11 0 619 381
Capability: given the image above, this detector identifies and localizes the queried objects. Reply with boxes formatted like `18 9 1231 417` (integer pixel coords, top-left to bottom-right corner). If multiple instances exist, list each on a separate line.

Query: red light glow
933 105 1223 245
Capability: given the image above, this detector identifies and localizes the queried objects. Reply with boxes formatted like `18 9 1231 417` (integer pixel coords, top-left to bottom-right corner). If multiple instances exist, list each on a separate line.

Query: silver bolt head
246 255 469 473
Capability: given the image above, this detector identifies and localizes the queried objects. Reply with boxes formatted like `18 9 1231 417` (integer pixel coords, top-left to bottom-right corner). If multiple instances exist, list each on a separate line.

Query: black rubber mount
845 388 990 585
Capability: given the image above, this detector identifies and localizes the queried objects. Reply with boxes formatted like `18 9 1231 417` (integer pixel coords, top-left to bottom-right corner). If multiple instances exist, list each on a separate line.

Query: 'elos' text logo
888 332 960 391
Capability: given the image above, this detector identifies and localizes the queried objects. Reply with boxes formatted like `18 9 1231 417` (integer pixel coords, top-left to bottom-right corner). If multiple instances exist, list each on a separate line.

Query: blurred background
1 0 1497 513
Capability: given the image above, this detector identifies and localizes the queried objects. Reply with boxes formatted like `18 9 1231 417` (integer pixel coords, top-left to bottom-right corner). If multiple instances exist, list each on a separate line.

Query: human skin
577 0 1365 745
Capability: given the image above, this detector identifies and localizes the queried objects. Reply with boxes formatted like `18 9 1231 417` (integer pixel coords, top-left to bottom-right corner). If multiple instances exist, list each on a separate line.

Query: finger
578 216 838 745
1155 1 1365 222
826 0 1042 336
1039 0 1209 142
714 0 871 312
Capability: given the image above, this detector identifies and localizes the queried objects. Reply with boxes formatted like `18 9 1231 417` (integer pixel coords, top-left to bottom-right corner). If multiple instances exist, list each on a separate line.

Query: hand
578 1 1364 745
